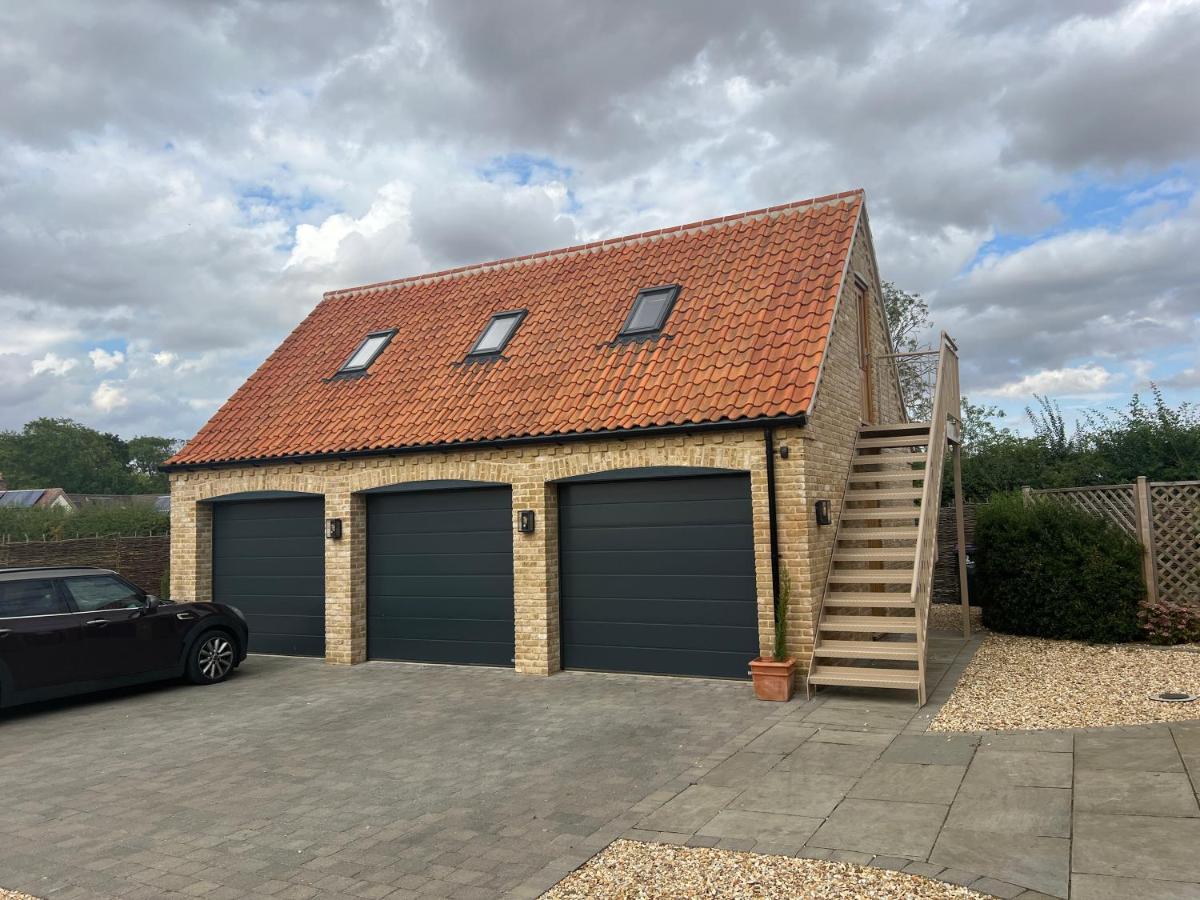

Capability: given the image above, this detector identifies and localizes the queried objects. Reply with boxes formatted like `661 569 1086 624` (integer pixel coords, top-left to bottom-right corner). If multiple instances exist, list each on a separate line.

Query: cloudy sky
2 0 1197 440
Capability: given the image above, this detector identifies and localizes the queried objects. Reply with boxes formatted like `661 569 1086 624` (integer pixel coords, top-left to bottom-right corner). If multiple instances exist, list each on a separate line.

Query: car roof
0 566 117 582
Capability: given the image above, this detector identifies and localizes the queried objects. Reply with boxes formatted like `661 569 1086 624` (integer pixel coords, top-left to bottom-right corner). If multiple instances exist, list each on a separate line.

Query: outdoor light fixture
518 509 536 533
815 500 832 526
778 444 789 459
326 518 343 539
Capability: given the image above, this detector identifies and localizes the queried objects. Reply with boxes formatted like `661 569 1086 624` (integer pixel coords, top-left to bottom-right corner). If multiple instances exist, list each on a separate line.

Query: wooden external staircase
806 334 964 705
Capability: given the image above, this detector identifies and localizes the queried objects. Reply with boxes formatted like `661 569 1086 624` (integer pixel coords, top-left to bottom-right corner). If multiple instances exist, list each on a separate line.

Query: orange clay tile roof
166 190 864 467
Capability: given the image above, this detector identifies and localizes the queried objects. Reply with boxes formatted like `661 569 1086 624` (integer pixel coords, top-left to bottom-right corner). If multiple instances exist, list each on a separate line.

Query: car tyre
187 631 237 685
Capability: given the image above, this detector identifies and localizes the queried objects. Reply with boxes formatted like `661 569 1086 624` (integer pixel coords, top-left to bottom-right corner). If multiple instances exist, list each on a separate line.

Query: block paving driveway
1 634 1198 899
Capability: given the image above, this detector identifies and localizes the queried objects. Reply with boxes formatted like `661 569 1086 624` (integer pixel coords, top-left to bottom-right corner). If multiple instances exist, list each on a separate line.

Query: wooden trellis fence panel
1027 479 1200 606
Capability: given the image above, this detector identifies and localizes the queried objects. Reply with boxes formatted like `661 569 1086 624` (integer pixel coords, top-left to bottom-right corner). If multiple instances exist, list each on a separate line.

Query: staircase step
840 507 921 521
829 571 914 584
820 615 918 633
839 527 919 540
833 548 917 561
824 594 915 608
859 422 932 435
807 664 921 689
845 488 924 501
852 452 929 466
848 470 926 484
814 640 919 660
856 435 931 449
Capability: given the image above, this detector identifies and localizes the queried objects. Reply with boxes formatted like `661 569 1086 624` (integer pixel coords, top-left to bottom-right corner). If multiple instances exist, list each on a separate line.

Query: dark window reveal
619 285 680 337
467 310 526 357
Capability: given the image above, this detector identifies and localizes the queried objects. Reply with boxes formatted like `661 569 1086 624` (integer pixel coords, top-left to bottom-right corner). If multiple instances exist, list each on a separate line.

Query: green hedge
976 493 1144 642
0 505 169 542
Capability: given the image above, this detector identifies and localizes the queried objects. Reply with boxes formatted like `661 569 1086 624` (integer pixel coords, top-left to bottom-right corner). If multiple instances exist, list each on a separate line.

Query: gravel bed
0 890 39 900
927 603 982 633
542 840 993 899
930 633 1200 731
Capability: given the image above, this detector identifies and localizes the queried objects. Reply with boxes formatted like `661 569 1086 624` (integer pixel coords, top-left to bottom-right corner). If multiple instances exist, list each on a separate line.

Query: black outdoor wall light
326 518 343 539
815 500 832 526
518 510 536 533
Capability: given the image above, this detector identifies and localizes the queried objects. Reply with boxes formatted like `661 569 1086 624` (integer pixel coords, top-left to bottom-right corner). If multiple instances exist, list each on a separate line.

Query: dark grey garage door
367 486 514 666
211 497 325 656
560 473 758 678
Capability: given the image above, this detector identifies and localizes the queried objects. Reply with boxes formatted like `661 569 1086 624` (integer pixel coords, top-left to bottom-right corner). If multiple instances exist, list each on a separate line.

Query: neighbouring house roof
166 190 865 468
0 488 74 510
67 494 171 513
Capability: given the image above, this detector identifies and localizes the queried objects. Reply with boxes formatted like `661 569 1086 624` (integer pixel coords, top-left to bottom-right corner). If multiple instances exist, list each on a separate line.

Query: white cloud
91 381 128 413
984 364 1120 398
88 348 125 372
30 352 77 376
153 351 177 367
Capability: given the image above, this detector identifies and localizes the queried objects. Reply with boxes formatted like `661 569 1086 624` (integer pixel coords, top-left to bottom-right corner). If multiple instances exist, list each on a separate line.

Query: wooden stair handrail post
1134 475 1160 604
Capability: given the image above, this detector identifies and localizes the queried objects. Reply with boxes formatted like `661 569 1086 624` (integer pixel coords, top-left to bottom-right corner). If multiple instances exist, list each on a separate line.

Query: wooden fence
0 534 169 595
1026 479 1200 605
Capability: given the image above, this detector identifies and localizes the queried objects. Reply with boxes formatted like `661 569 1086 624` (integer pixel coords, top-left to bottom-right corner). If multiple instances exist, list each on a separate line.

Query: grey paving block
699 751 783 788
827 849 874 864
969 876 1027 899
805 728 897 749
743 724 818 754
849 761 967 805
903 861 946 878
1073 812 1200 882
729 769 858 818
938 867 981 886
868 856 913 872
1070 873 1200 899
698 810 822 846
1074 732 1185 773
1074 768 1200 817
977 732 1073 754
637 785 742 835
930 828 1069 898
960 750 1073 790
777 740 883 778
810 798 949 859
801 705 912 733
944 786 1070 837
882 733 980 765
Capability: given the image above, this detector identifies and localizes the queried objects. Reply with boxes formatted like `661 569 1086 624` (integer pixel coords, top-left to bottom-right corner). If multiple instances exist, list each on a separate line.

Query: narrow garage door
211 497 325 656
367 486 514 666
560 473 758 678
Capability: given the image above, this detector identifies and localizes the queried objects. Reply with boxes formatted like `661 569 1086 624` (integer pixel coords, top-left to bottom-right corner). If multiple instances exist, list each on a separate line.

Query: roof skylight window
619 285 680 337
468 310 526 357
337 330 395 375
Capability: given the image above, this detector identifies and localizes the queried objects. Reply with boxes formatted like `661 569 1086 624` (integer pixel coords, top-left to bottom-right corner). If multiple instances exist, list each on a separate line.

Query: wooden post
1133 476 1159 604
953 442 970 638
1022 485 1032 506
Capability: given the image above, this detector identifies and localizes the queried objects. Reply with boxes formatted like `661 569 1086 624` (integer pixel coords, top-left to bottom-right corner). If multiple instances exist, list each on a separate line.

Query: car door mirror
144 594 161 610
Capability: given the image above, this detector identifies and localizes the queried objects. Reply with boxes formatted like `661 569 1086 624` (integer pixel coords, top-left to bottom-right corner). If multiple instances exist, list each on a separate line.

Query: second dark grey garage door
559 472 759 679
211 496 325 656
367 486 515 666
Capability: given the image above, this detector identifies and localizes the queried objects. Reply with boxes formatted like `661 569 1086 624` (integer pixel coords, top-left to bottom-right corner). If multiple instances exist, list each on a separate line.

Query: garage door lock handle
176 611 197 621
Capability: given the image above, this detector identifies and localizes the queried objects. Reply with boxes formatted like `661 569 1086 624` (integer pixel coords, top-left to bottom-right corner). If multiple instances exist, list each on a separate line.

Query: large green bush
0 505 169 542
975 493 1144 642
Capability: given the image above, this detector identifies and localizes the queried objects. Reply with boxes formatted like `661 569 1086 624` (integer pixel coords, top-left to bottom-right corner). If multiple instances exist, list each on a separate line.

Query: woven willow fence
1026 479 1200 605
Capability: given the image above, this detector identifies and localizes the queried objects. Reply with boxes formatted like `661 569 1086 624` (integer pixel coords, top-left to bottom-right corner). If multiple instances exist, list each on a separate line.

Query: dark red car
0 566 248 708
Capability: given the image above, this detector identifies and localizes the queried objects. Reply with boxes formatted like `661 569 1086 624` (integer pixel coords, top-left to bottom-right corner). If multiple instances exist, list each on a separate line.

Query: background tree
0 418 180 493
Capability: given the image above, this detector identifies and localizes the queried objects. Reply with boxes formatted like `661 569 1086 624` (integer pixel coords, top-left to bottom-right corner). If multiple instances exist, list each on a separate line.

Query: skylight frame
466 309 527 358
335 329 396 377
617 284 681 338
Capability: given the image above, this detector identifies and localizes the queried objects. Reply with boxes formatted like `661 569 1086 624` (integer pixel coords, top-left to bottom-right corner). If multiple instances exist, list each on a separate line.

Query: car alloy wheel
198 635 234 681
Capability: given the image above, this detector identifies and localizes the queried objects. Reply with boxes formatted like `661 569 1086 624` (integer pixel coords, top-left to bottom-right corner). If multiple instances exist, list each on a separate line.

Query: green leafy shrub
975 493 1143 642
0 505 169 542
1139 595 1200 645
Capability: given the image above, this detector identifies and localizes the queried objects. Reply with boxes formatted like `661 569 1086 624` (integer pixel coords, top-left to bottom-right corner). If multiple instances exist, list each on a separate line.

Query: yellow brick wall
168 214 903 678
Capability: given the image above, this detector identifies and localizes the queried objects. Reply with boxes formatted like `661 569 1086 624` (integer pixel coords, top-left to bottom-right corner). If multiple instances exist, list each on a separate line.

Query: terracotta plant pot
749 657 796 701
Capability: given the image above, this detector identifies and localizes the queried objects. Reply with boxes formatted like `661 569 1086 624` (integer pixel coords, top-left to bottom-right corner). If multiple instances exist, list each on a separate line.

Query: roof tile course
168 190 863 466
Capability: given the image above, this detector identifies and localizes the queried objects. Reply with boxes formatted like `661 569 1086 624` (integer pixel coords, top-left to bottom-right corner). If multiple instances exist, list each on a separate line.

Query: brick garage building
163 190 906 681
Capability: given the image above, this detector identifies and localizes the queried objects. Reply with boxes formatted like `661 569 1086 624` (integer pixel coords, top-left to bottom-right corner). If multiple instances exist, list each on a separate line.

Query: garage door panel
368 637 513 666
562 524 754 553
561 572 757 603
561 497 751 530
367 487 514 666
565 644 753 679
212 498 325 657
560 474 757 679
562 596 758 628
564 548 756 578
